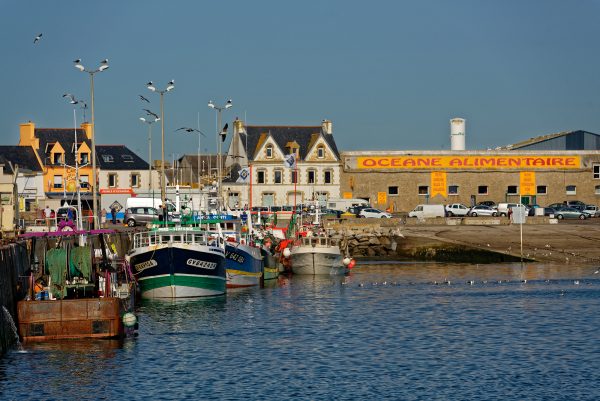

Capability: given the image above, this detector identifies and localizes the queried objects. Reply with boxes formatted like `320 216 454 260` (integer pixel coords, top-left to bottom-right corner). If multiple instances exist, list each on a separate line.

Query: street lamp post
62 93 85 236
146 80 175 209
140 116 160 196
74 58 109 228
207 99 232 211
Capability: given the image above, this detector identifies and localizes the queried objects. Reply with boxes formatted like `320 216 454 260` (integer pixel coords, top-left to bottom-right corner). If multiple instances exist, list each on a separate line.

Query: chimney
19 121 36 146
321 119 332 135
81 122 93 140
234 117 244 134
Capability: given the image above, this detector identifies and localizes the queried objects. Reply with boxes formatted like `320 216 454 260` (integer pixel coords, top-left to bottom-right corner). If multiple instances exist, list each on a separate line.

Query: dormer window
317 145 325 159
122 155 134 162
266 145 273 159
102 155 114 163
53 153 63 164
81 153 89 164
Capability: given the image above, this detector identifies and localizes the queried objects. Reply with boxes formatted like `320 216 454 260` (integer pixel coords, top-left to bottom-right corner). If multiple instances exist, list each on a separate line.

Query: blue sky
2 0 600 161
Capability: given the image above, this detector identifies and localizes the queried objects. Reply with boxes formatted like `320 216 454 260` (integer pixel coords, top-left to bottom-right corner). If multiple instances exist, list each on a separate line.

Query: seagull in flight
143 109 159 119
176 127 206 136
139 95 150 103
62 93 79 104
220 123 228 142
33 33 43 44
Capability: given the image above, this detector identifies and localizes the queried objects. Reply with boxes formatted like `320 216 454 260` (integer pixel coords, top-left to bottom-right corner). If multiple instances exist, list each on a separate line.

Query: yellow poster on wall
430 171 447 197
520 171 536 195
342 192 353 199
377 192 387 205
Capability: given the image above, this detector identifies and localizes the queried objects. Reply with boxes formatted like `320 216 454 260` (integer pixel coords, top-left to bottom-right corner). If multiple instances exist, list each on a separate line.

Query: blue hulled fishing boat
127 225 226 298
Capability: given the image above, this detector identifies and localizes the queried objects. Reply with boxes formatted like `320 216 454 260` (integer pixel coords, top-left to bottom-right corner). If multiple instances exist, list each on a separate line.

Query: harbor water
1 262 600 400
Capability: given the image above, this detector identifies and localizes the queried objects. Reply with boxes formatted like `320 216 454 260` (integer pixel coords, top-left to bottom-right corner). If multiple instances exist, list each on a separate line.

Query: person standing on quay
101 208 107 228
44 205 52 227
111 206 117 225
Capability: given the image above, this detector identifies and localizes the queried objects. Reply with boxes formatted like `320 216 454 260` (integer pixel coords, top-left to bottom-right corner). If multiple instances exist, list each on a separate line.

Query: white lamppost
146 80 175 206
140 116 160 196
62 93 84 233
74 58 109 228
207 99 232 210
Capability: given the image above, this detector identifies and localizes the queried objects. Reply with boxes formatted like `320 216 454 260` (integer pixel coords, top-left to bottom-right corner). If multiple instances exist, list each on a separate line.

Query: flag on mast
237 166 250 183
284 153 297 169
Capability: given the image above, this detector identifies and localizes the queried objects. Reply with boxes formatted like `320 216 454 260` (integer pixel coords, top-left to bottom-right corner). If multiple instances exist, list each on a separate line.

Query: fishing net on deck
70 246 92 279
45 248 67 299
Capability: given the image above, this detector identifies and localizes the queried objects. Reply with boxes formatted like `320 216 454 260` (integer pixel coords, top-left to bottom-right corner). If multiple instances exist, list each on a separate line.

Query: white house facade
224 119 341 208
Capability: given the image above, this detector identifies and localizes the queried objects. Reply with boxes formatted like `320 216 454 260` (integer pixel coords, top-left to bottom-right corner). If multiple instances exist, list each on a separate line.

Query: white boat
290 235 346 275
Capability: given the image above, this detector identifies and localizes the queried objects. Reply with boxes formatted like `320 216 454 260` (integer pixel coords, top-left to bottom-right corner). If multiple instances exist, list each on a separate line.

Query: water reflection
1 262 599 400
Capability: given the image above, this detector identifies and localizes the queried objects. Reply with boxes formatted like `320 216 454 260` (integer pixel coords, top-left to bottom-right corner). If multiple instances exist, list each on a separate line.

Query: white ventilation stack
450 118 466 150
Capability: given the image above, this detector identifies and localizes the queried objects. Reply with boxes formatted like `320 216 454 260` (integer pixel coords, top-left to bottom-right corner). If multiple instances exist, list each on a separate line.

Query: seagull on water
33 33 42 44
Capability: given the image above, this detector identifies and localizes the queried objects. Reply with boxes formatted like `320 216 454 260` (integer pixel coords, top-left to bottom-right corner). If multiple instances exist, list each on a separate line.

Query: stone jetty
325 217 600 266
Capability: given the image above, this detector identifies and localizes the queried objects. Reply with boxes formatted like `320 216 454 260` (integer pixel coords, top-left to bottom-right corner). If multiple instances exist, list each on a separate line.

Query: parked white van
327 198 370 213
125 197 176 212
408 204 446 218
497 203 530 217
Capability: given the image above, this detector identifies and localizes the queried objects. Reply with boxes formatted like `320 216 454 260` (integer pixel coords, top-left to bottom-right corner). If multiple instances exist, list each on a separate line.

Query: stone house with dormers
224 119 341 208
18 121 95 209
16 121 156 217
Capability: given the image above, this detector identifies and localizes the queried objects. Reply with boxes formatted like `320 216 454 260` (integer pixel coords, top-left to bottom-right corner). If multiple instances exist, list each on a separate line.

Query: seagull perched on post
220 123 228 142
139 95 150 103
143 109 159 119
176 127 206 136
33 33 43 44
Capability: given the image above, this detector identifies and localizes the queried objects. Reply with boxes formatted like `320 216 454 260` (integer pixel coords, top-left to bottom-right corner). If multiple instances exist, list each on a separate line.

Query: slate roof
243 125 340 161
35 128 91 166
96 145 150 170
0 146 43 172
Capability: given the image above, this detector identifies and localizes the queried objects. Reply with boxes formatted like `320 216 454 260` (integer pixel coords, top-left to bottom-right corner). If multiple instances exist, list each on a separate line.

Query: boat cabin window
172 235 182 243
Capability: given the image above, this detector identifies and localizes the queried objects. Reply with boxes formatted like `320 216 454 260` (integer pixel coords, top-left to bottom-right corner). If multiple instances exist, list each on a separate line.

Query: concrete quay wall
325 217 600 266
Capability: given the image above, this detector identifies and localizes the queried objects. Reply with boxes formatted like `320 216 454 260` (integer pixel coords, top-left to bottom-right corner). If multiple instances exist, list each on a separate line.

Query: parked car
445 203 470 216
467 205 498 217
321 209 342 218
583 205 600 218
408 204 446 218
553 207 588 220
497 203 530 217
476 201 496 207
347 205 370 216
547 203 566 210
359 208 392 218
566 200 586 208
124 206 159 227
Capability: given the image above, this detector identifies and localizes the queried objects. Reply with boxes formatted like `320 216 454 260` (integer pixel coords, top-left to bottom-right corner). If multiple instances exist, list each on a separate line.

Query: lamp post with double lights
207 99 232 210
74 58 109 228
146 80 175 209
140 116 160 196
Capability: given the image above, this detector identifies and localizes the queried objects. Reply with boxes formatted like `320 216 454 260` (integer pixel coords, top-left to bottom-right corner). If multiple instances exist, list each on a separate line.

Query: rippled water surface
2 262 600 400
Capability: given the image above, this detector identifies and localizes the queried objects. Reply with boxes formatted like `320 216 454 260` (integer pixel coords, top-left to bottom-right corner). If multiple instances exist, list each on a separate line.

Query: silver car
467 205 498 217
583 205 600 218
124 207 159 227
